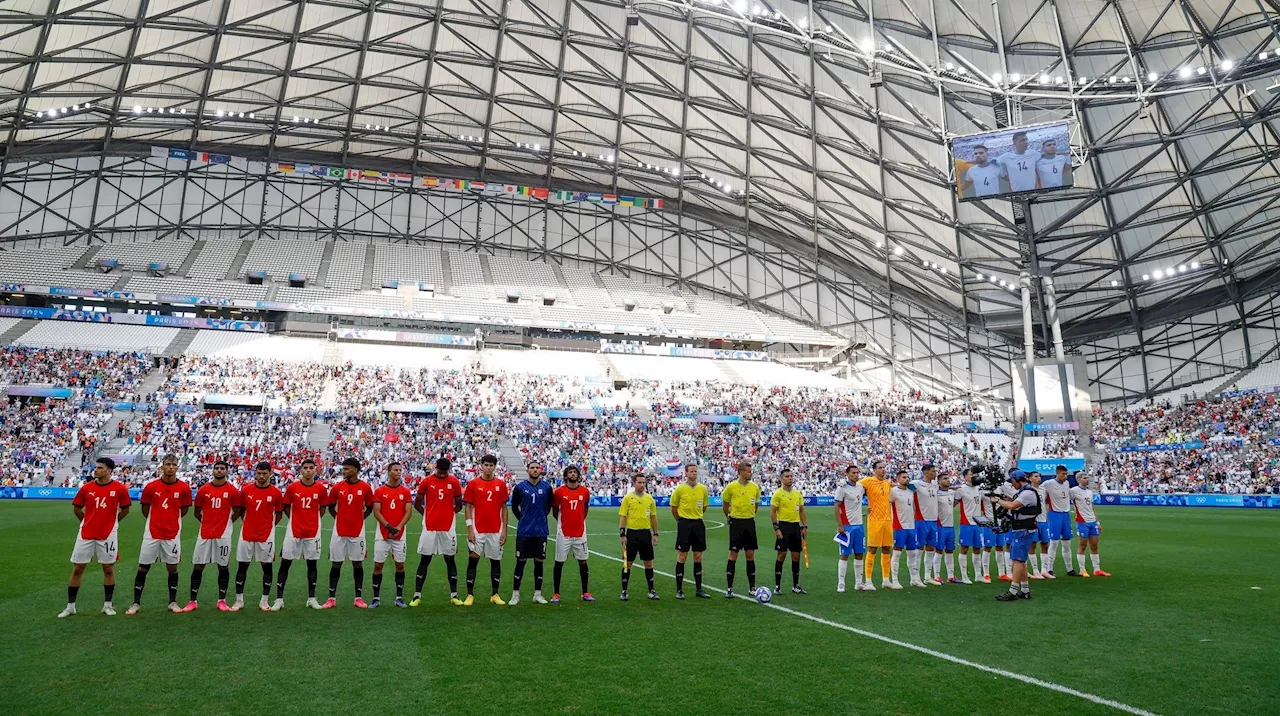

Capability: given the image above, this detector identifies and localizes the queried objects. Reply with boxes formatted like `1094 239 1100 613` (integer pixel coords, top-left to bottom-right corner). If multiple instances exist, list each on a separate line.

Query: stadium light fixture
1148 72 1158 82
1078 76 1088 84
1054 76 1063 84
1108 76 1117 83
1111 280 1118 287
35 110 43 118
1179 67 1192 78
1039 74 1050 84
1221 59 1234 71
860 37 873 53
1178 264 1187 273
1010 73 1021 83
133 105 143 113
991 73 1002 83
1262 52 1271 60
958 67 967 75
893 246 903 256
945 62 955 71
1197 66 1206 75
1190 261 1200 269
247 112 255 119
1153 269 1163 278
1121 76 1131 82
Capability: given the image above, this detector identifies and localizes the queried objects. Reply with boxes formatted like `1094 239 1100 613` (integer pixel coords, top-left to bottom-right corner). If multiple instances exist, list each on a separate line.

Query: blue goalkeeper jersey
511 478 552 537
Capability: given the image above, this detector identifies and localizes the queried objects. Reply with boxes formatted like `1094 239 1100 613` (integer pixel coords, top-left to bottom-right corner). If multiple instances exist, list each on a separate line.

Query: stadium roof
3 0 1280 349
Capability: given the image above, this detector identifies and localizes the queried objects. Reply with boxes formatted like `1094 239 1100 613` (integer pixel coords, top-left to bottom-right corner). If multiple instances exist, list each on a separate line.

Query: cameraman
992 470 1039 602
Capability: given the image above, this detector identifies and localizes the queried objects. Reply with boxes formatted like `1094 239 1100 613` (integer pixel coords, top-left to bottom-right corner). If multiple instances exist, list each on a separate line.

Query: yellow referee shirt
722 480 761 519
771 487 804 523
619 491 657 530
671 482 709 520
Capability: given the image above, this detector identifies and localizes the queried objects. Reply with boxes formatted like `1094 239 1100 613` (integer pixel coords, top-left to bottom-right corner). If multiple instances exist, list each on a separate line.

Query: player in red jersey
410 457 464 606
552 465 593 603
462 454 509 606
275 458 327 611
184 460 242 612
60 457 131 618
232 462 283 612
126 454 192 615
325 457 373 609
371 462 413 608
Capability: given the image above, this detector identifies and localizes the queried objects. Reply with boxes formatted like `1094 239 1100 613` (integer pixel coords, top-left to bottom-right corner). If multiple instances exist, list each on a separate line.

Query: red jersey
284 480 327 539
195 482 241 539
72 480 132 540
141 478 193 540
330 480 373 538
463 477 509 534
373 484 413 540
417 474 462 532
554 484 590 539
240 483 283 542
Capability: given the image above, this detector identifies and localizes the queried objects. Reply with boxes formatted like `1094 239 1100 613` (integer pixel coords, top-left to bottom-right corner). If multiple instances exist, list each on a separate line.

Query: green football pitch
2 501 1276 716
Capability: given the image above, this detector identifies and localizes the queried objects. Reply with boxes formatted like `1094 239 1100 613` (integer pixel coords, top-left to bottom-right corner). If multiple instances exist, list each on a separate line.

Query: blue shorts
994 531 1010 548
980 527 996 549
1076 521 1100 538
937 526 956 551
893 528 921 550
839 524 866 557
915 522 937 549
1009 529 1036 563
1048 511 1073 540
959 524 981 548
1036 522 1051 543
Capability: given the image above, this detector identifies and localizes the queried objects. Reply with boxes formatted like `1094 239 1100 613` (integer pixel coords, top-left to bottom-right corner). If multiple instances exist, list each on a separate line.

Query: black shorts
626 529 654 563
774 522 803 553
675 518 707 553
515 536 547 560
728 518 758 552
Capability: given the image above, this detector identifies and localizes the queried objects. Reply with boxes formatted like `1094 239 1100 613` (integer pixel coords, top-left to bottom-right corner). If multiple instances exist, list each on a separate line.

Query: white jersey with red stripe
889 486 916 530
911 480 939 522
935 489 956 528
1070 486 1098 523
953 484 983 525
833 480 865 526
1044 478 1072 513
1034 485 1049 522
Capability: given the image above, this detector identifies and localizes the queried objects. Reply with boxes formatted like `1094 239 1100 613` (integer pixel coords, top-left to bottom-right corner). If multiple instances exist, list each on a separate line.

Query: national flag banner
571 191 588 201
647 198 664 209
295 163 313 175
277 163 295 174
327 167 345 179
482 183 503 194
200 152 230 165
555 190 572 200
602 194 618 204
361 170 386 183
503 184 518 194
454 179 470 190
421 176 440 188
586 192 603 202
620 196 638 207
517 186 532 196
347 169 362 180
150 146 168 159
229 156 248 170
663 459 682 477
390 172 412 185
470 181 487 192
532 187 549 200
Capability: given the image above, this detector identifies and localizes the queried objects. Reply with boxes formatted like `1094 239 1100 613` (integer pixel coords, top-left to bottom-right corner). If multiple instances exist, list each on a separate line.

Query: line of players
58 453 595 617
960 132 1072 198
832 461 1109 594
57 453 1108 617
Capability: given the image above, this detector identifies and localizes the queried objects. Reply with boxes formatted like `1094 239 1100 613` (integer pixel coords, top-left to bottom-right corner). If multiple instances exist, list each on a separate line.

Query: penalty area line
586 548 1159 716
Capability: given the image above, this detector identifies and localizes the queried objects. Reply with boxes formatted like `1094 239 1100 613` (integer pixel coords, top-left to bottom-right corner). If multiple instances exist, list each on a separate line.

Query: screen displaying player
952 121 1072 201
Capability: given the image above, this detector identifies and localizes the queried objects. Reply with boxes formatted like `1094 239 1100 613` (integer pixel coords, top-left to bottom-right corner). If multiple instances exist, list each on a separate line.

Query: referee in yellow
618 474 659 601
670 462 710 599
721 461 762 599
770 467 807 594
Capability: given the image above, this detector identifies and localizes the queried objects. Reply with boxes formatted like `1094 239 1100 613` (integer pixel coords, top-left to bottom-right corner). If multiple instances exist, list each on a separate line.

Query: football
753 586 772 604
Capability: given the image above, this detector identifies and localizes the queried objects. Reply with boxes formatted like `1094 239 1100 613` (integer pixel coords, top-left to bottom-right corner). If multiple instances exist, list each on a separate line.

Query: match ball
753 586 772 603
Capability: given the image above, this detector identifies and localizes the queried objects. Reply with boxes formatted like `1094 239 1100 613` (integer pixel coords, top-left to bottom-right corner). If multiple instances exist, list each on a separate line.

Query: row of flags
150 146 666 209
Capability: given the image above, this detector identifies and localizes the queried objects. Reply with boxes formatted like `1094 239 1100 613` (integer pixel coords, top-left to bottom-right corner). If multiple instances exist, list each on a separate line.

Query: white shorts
330 534 367 562
555 535 589 562
192 536 233 566
374 537 407 564
70 529 119 565
282 535 322 561
417 529 457 556
467 532 503 560
139 536 182 565
236 538 275 563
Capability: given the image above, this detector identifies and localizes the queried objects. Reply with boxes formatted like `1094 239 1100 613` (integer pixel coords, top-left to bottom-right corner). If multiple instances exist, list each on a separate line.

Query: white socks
891 550 902 583
907 550 920 583
1091 552 1101 572
853 558 864 588
837 559 847 589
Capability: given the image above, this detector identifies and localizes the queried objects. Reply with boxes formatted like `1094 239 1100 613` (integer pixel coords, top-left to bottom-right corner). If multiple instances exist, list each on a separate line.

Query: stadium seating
371 243 442 288
186 239 244 279
95 240 195 271
446 251 490 299
242 239 324 280
126 276 267 301
16 322 179 353
327 241 368 290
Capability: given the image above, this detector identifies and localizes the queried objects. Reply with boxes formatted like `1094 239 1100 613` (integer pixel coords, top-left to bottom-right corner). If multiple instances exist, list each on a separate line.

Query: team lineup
57 454 1111 617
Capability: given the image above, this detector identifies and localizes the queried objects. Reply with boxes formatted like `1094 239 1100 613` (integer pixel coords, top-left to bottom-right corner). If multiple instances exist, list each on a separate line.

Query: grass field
2 500 1277 715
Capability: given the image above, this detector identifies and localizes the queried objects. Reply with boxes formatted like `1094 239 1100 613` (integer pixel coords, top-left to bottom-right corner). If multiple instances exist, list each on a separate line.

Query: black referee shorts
728 517 758 552
626 529 654 563
774 521 803 553
675 518 707 553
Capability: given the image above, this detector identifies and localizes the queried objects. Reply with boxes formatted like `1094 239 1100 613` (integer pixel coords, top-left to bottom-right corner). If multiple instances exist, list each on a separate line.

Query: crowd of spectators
0 346 152 402
507 420 657 491
0 400 112 486
161 355 328 408
325 413 503 480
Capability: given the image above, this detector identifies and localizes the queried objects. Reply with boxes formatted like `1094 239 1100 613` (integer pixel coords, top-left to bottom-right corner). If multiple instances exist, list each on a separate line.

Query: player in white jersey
962 145 1005 197
833 465 869 592
978 490 996 583
1035 139 1071 188
952 468 984 584
934 473 959 583
911 464 941 585
996 132 1038 192
1070 473 1110 577
1029 472 1051 578
1042 465 1074 577
888 471 922 589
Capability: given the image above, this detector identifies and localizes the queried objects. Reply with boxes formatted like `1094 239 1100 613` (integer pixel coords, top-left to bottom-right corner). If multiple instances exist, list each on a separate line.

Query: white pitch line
585 547 1160 716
